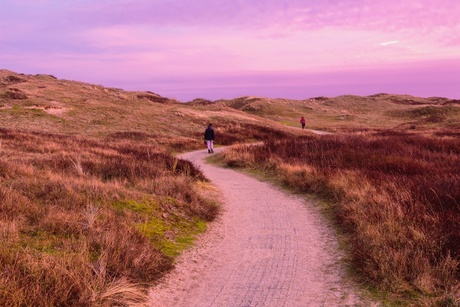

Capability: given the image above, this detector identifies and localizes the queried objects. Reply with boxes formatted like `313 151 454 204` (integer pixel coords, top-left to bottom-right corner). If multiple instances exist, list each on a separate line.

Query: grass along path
148 146 373 306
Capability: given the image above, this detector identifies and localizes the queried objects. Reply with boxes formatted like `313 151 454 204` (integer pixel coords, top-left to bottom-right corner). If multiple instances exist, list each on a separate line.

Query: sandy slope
148 145 371 307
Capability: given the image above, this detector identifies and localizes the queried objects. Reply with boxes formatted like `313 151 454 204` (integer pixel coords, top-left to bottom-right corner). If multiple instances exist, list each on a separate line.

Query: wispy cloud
380 40 400 46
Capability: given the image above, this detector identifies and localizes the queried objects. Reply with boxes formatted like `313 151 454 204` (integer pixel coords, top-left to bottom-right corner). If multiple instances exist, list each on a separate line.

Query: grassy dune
1 68 460 305
0 70 291 147
0 128 218 305
220 94 460 134
220 132 460 305
0 70 294 305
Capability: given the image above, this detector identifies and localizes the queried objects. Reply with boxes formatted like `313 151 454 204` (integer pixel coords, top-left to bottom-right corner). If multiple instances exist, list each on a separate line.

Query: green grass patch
112 198 158 215
18 230 71 255
114 197 209 258
138 217 207 258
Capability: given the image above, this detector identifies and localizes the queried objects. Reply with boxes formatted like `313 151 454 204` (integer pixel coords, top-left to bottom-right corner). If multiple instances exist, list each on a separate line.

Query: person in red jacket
300 116 306 129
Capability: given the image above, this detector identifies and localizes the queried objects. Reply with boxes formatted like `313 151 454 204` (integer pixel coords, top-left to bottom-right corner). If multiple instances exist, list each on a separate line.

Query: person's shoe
208 149 211 153
211 149 214 153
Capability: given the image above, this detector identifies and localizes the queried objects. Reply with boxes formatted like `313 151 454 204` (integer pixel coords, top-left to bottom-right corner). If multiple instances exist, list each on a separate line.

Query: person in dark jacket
204 123 215 153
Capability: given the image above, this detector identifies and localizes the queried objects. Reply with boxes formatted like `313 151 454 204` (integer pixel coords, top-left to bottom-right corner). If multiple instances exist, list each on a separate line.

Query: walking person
204 123 215 153
300 116 306 129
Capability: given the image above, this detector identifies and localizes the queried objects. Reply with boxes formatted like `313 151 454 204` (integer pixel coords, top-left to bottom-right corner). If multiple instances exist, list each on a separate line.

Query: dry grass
219 132 460 305
0 128 219 306
2 69 460 305
219 94 460 134
0 69 299 305
0 70 292 152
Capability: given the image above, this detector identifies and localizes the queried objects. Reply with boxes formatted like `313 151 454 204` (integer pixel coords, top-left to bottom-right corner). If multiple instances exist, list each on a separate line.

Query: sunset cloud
1 0 459 100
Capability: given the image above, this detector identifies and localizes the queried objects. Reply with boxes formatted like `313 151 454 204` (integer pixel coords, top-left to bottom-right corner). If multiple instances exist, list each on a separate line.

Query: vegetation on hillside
0 70 294 305
1 69 459 305
220 94 460 133
0 69 292 145
219 132 460 305
0 128 221 306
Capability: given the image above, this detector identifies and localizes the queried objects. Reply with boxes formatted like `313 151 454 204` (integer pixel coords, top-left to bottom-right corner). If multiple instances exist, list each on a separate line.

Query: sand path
148 144 368 306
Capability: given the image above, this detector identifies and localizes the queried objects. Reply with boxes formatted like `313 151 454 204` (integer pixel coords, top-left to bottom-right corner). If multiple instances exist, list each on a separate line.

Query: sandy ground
148 145 372 307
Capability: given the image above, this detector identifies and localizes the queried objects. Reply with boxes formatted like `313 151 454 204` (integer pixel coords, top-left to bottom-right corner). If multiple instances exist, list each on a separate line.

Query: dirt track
149 145 369 306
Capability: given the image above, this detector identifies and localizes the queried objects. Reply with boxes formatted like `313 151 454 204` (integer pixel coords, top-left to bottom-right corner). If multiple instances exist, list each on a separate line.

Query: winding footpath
149 142 370 306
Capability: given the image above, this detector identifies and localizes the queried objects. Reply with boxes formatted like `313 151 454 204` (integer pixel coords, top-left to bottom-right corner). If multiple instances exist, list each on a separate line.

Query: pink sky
1 0 460 101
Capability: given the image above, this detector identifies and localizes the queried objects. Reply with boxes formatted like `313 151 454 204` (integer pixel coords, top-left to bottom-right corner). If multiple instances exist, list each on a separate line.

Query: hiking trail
149 140 371 306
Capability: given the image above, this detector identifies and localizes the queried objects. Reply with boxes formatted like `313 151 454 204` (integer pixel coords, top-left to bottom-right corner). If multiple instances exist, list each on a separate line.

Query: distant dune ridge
1 68 459 138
